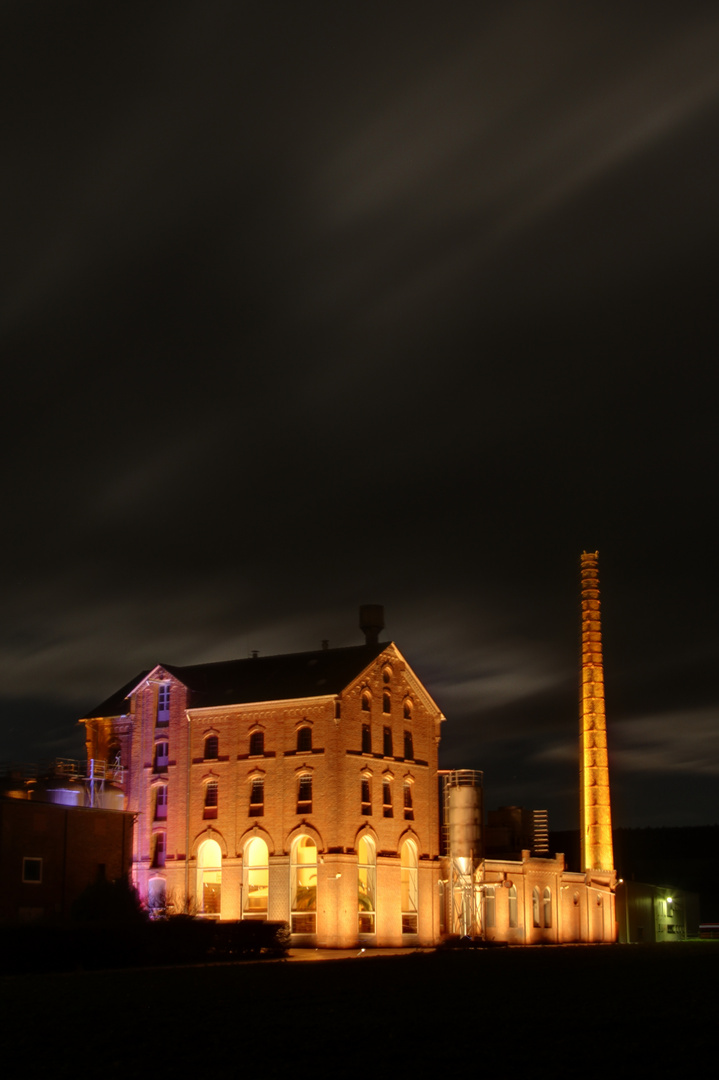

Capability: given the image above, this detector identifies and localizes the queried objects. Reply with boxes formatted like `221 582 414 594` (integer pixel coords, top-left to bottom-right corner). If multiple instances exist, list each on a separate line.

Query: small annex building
0 795 134 924
81 609 444 947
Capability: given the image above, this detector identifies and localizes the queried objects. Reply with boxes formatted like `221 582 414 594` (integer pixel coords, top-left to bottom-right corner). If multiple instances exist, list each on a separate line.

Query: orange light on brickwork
579 551 614 873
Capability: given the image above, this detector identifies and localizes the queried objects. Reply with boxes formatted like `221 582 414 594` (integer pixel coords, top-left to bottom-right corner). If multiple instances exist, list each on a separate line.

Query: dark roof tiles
81 642 390 718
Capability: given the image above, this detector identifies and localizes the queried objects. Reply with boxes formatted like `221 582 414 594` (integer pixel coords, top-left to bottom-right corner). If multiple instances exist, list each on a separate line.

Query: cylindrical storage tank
100 787 125 810
447 773 483 859
46 787 84 807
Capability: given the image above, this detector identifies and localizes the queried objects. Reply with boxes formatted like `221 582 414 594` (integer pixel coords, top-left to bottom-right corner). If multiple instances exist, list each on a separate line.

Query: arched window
400 839 418 933
204 779 218 819
361 724 372 753
243 837 269 916
249 776 264 817
148 877 166 917
107 741 121 770
358 835 376 933
508 884 518 928
204 734 219 760
290 835 317 933
361 691 371 713
154 784 168 820
297 774 312 814
382 691 391 714
382 779 393 818
249 730 264 756
532 886 541 928
151 831 166 869
382 666 392 684
543 886 552 928
403 730 414 760
297 726 312 752
197 838 222 915
154 741 169 772
361 777 371 815
403 780 414 820
403 698 412 720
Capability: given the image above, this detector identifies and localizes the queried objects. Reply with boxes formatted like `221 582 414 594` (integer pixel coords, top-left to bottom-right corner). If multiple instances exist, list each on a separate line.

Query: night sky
2 3 718 829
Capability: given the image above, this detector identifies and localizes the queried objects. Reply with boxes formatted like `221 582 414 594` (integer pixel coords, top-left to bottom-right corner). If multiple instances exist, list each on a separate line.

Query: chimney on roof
359 604 384 646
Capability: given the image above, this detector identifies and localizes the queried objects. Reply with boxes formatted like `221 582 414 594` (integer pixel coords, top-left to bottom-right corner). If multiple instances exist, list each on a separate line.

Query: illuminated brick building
82 607 444 947
82 580 617 947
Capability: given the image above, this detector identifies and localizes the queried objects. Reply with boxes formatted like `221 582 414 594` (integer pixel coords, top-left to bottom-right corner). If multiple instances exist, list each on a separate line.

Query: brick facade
82 641 445 947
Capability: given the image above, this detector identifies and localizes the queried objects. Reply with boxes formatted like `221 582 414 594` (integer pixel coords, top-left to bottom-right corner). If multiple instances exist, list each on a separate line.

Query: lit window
249 730 264 756
249 777 264 817
361 777 371 816
152 832 166 869
382 691 391 714
197 838 222 915
154 742 169 771
403 781 414 820
204 780 218 818
297 726 312 752
358 835 376 933
157 683 170 725
155 784 168 820
401 839 418 933
291 835 317 933
243 837 269 915
148 877 166 916
22 857 42 884
362 724 371 754
403 730 413 760
297 774 312 814
204 735 219 760
508 884 518 928
484 886 496 928
383 726 393 757
543 886 552 928
382 780 392 818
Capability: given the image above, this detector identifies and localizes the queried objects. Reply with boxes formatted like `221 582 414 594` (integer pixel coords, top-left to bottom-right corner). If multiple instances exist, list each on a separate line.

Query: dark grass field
1 943 714 1077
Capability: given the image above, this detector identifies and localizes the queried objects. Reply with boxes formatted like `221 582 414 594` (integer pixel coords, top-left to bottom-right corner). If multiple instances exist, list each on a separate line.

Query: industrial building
80 563 617 946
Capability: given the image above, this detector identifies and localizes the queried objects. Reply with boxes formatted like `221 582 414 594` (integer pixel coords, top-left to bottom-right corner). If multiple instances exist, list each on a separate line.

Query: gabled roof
81 671 151 720
80 642 392 718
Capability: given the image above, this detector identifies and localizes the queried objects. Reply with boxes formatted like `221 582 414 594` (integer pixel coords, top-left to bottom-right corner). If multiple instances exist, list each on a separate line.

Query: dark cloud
1 2 718 827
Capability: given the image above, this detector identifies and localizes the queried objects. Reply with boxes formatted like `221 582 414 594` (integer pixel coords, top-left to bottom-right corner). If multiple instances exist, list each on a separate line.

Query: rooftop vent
359 604 384 646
